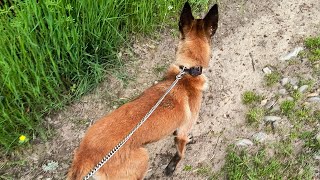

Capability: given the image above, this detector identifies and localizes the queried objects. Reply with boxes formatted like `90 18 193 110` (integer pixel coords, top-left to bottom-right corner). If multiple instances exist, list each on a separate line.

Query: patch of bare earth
3 0 320 179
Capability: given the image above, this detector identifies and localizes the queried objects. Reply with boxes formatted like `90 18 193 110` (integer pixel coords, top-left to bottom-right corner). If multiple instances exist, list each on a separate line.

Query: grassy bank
0 0 184 152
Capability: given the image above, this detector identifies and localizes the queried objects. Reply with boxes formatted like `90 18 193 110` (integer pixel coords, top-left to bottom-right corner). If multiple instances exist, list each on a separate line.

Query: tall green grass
0 0 184 152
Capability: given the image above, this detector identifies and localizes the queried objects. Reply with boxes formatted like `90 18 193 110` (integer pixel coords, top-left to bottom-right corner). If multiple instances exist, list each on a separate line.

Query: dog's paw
187 134 196 144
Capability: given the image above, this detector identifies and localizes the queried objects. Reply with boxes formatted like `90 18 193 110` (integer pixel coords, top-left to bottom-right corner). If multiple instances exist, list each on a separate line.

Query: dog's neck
179 65 203 76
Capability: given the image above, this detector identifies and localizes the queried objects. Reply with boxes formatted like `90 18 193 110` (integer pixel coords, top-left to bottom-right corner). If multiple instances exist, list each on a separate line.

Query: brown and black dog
68 2 218 179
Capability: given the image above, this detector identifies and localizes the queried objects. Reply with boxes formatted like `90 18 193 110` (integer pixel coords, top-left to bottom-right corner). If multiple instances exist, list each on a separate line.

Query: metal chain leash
83 67 186 180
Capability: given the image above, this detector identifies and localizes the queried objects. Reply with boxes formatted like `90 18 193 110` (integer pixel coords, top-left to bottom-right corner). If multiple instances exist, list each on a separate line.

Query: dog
68 2 218 179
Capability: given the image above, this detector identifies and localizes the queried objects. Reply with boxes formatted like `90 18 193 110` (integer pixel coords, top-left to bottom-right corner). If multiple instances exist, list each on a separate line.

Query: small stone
290 78 299 86
154 81 158 84
307 92 319 97
264 116 281 122
281 77 289 86
316 133 320 143
260 99 268 106
308 97 320 103
148 44 156 49
285 97 294 101
298 85 309 93
293 85 298 90
302 102 310 106
280 47 304 61
42 161 59 172
235 139 253 147
262 67 272 74
314 154 320 160
279 89 287 95
252 132 267 143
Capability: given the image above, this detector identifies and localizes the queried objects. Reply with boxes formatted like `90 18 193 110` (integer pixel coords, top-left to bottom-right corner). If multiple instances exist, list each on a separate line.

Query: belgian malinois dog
68 2 218 179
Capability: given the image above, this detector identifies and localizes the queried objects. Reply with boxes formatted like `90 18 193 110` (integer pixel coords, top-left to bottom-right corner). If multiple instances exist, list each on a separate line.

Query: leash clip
176 66 186 80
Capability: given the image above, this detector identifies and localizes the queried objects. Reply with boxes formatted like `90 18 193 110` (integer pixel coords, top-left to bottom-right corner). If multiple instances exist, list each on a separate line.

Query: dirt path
146 0 320 179
5 0 320 179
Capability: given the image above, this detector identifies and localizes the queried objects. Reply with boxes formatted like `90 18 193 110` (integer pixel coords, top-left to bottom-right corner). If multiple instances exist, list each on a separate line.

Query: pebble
316 133 320 143
307 92 319 97
298 85 309 93
289 78 299 86
260 99 268 106
279 89 287 95
235 139 253 147
281 77 289 86
252 132 267 143
262 67 272 74
264 116 281 122
307 97 320 103
285 97 294 101
293 85 298 90
42 161 59 172
280 47 304 61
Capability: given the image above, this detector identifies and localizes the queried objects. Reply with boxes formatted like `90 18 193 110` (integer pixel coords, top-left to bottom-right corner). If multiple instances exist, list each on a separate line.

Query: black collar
179 66 203 76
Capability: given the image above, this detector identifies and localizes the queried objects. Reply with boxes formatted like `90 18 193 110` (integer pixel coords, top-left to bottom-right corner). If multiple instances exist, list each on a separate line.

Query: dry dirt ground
3 0 320 179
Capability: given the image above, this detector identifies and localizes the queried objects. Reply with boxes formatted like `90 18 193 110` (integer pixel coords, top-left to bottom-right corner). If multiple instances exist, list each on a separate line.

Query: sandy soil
3 0 320 179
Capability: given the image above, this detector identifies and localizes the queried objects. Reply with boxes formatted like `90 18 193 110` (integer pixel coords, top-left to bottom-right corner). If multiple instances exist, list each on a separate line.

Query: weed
280 100 295 116
291 90 302 101
294 107 312 122
246 107 264 124
300 131 320 153
242 91 262 105
264 71 281 86
313 110 320 121
183 165 192 171
223 145 315 179
196 165 212 176
224 148 282 179
305 36 320 63
153 64 167 74
298 78 314 88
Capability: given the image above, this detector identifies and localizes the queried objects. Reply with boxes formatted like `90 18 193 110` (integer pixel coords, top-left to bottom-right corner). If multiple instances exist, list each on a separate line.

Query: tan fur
68 3 218 179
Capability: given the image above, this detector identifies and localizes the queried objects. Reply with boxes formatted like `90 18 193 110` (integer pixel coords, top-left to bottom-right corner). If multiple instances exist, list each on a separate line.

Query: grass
224 145 315 179
246 107 264 124
264 71 281 86
183 165 193 171
242 91 262 105
305 36 320 63
0 0 185 152
280 100 295 116
196 164 216 179
232 36 320 179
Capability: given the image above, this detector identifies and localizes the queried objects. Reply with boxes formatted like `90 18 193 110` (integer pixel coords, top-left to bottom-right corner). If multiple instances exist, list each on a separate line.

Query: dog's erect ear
204 4 219 37
179 2 194 36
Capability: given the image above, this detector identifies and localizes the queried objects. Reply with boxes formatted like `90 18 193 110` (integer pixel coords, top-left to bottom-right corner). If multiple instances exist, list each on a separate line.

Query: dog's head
176 2 218 68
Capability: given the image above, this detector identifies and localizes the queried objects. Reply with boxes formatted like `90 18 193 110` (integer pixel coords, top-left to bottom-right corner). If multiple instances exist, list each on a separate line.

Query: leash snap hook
176 66 186 80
